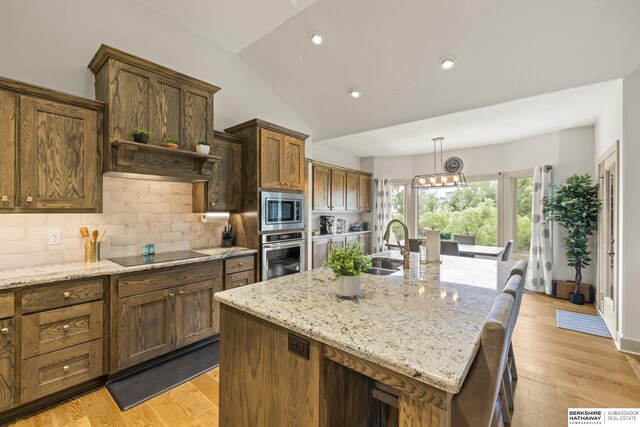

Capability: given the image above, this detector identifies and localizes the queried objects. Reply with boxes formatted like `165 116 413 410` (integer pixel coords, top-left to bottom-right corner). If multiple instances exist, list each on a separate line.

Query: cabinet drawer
21 339 103 403
224 270 255 290
0 292 14 319
22 301 103 359
225 256 254 274
22 278 103 314
117 261 222 298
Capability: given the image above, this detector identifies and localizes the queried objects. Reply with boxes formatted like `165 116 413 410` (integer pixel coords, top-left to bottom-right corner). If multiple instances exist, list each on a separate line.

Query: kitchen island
215 251 514 426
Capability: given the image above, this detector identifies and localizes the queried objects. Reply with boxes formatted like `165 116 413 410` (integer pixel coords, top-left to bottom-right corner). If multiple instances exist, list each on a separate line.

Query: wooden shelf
110 140 221 181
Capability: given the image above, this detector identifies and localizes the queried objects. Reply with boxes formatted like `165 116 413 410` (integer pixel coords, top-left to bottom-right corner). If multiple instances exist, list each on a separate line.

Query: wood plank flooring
8 294 640 427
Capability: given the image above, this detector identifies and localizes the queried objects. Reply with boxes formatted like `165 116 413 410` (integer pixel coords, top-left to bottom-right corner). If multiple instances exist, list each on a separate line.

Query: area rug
556 310 612 339
107 339 219 411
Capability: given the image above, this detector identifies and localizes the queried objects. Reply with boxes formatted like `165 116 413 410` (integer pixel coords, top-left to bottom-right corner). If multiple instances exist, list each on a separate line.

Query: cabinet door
361 233 372 255
19 97 100 211
176 280 218 347
0 90 17 209
312 238 330 269
224 271 255 291
331 169 347 211
208 139 241 211
312 165 331 211
116 289 175 370
282 136 304 191
152 79 181 144
182 86 214 151
345 234 359 247
0 318 14 412
109 62 152 141
346 172 360 211
359 175 372 212
260 129 285 189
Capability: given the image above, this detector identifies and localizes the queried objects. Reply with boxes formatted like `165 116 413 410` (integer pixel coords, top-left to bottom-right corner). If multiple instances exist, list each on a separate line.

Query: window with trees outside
515 177 533 252
417 180 498 246
389 183 407 244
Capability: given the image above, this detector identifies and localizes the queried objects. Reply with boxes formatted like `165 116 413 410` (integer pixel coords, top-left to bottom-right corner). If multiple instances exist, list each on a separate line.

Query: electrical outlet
288 334 310 359
198 225 205 236
48 230 61 245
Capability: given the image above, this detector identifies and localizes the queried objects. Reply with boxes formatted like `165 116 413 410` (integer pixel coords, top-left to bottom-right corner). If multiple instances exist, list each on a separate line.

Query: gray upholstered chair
451 292 515 427
501 240 514 261
454 234 476 245
441 240 460 256
373 293 515 427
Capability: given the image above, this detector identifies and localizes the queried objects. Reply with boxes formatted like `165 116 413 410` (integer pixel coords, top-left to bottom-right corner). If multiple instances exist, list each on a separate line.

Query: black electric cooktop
109 250 207 267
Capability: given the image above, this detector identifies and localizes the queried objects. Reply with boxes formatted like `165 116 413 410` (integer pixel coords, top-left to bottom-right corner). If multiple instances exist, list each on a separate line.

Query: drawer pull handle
63 291 71 298
178 291 184 296
238 263 244 267
169 293 175 298
63 365 70 373
63 325 70 331
26 196 33 202
1 196 7 202
0 328 8 334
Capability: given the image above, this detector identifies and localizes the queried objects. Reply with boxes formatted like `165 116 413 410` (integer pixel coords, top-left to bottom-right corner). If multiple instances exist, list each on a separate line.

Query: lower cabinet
113 261 223 372
223 255 256 290
0 318 14 412
312 236 345 269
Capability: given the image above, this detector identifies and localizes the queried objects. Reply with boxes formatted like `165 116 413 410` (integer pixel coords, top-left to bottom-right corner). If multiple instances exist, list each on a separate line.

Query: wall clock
444 157 464 173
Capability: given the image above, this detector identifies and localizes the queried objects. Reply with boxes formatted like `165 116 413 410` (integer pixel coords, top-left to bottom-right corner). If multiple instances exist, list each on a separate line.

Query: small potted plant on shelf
196 141 210 155
164 138 179 150
132 128 150 143
327 242 372 298
544 174 601 305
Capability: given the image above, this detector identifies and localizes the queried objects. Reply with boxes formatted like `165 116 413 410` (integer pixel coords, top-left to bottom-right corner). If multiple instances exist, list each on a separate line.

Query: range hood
88 44 222 181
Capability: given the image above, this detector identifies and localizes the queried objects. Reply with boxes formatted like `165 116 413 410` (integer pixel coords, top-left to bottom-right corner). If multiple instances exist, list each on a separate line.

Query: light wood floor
8 294 640 427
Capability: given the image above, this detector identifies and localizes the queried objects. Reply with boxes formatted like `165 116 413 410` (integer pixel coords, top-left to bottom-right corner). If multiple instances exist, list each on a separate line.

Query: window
515 177 533 252
389 183 407 243
416 179 498 246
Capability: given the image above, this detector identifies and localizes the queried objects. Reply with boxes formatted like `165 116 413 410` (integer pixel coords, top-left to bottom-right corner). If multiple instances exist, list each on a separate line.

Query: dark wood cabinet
346 172 372 212
331 169 347 211
359 175 372 212
282 135 305 191
313 164 368 213
192 131 242 212
0 318 14 412
177 280 220 347
258 129 305 191
0 77 104 213
312 165 331 210
312 236 345 269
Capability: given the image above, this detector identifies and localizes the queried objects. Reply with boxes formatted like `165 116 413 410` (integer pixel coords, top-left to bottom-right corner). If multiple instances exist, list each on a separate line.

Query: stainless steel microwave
260 191 305 232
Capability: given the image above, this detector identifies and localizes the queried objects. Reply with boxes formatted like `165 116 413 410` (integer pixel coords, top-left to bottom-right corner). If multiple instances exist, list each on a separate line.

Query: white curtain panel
527 165 553 293
373 178 392 253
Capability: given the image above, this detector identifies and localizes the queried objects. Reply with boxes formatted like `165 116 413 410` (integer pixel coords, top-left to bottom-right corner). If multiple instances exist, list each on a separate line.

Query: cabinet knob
0 328 8 334
63 365 70 373
169 293 175 298
238 263 244 267
26 196 33 202
178 291 185 296
63 291 71 298
1 196 7 202
63 325 70 331
211 202 215 206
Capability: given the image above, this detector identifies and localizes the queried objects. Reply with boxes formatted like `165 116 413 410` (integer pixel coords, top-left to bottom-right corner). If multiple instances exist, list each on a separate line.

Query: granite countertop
0 246 257 290
311 230 371 240
216 250 515 394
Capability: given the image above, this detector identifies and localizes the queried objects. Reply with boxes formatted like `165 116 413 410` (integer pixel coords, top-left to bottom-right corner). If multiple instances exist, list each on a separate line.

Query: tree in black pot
543 174 601 305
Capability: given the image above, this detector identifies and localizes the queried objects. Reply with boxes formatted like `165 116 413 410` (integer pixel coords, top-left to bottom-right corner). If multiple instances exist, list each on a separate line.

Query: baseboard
620 336 640 355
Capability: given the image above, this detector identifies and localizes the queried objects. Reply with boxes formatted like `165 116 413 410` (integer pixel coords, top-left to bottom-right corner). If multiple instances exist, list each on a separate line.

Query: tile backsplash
0 177 227 269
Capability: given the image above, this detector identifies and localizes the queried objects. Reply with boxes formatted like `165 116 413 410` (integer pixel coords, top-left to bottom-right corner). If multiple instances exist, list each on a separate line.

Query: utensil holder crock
85 241 100 263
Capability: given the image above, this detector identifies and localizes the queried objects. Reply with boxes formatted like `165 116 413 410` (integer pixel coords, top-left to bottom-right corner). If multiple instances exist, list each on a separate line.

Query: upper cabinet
0 77 104 213
193 131 242 213
89 45 220 180
313 163 372 213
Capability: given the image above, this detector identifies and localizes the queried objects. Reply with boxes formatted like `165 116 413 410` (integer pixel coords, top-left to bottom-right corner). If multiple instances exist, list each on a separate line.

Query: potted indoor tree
132 128 150 143
544 174 601 305
196 141 210 155
327 242 372 298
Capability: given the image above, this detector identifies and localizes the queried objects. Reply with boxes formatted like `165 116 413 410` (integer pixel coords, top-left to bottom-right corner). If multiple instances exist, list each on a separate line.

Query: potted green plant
326 242 372 298
544 174 601 305
196 141 210 155
132 128 150 143
164 137 178 150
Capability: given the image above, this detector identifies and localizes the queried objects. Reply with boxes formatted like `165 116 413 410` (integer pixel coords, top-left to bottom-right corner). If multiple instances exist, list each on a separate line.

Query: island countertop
215 251 515 394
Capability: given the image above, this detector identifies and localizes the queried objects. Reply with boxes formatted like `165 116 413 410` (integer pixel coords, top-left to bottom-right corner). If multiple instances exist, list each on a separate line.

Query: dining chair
451 292 515 427
408 238 424 253
441 240 460 256
501 240 514 261
372 293 515 427
454 234 476 245
501 272 526 421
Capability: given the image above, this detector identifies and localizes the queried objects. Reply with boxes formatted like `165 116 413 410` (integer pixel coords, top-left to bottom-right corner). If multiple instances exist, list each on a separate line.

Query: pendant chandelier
411 137 467 189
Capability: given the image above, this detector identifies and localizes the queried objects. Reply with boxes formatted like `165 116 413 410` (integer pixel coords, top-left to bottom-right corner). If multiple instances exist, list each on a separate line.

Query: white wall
0 0 311 135
310 144 361 170
595 81 623 159
366 127 596 284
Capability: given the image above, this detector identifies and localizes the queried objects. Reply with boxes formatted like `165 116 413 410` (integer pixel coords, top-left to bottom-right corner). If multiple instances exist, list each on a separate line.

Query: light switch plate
48 230 61 245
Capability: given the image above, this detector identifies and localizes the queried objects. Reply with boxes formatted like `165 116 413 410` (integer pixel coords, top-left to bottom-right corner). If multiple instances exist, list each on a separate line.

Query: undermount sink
364 257 404 275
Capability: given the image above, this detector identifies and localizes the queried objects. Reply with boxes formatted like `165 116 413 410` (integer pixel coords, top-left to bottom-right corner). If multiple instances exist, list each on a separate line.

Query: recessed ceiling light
440 56 456 70
310 31 323 45
349 88 361 98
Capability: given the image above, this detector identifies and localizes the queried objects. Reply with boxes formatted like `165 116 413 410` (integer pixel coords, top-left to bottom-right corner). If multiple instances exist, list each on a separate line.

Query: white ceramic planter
196 144 210 155
334 275 362 298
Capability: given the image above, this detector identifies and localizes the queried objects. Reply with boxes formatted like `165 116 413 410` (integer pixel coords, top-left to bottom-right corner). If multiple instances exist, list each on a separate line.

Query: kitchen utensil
97 229 106 242
92 230 99 242
80 227 89 241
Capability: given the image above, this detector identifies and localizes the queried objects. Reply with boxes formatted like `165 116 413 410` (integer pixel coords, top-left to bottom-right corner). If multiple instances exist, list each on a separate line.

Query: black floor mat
106 340 219 411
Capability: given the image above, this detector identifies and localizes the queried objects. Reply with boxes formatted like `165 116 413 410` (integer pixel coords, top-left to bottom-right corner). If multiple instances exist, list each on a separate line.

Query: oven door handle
263 240 305 250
